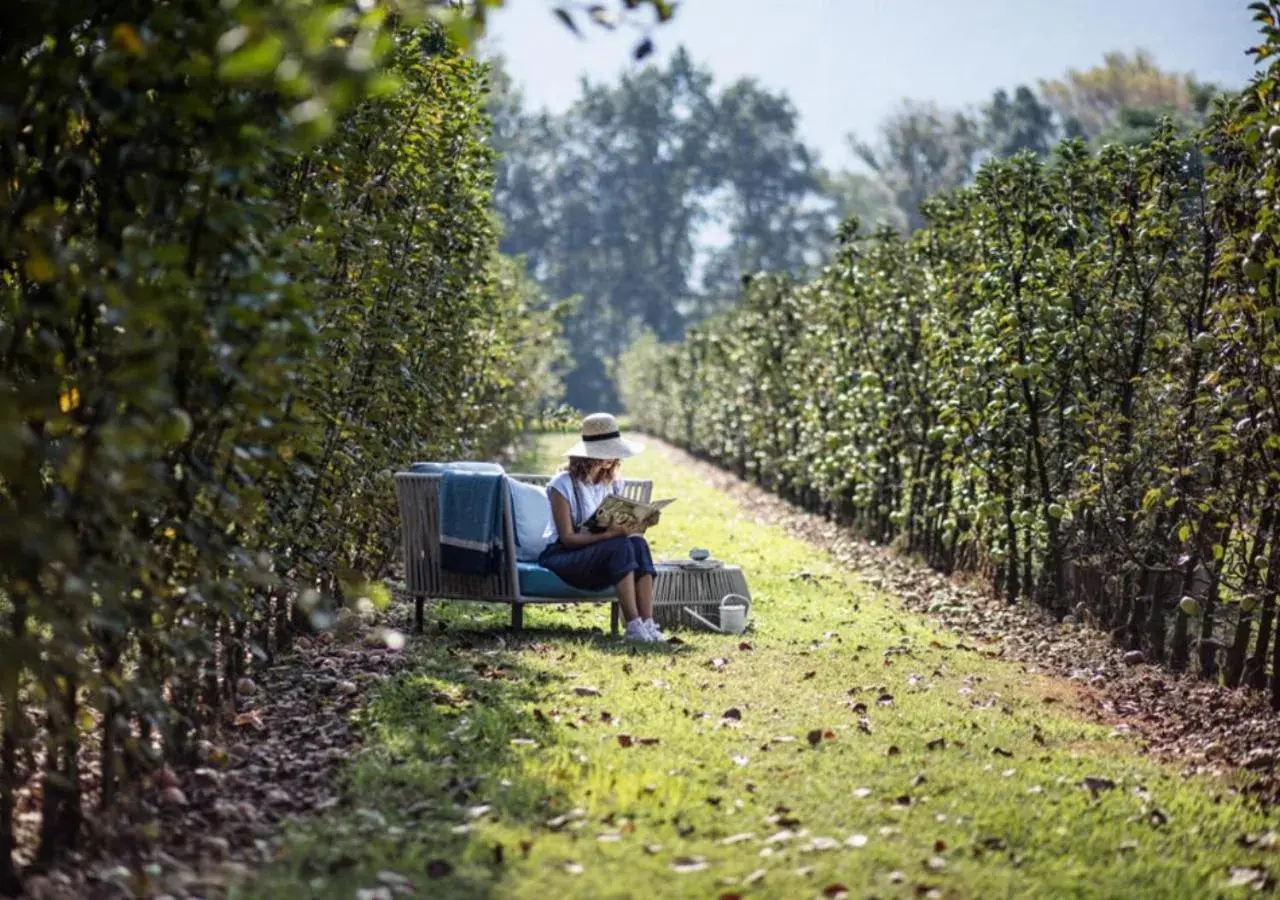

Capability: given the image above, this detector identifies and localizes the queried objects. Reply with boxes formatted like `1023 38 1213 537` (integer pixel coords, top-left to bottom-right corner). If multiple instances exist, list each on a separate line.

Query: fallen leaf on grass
377 870 412 890
638 737 660 746
644 843 663 855
1082 776 1117 793
927 737 946 751
574 686 603 697
807 729 823 746
887 745 901 757
708 658 728 670
992 747 1013 758
563 862 584 875
739 641 753 651
744 869 767 885
877 693 895 706
732 755 750 766
823 884 850 899
671 856 708 873
1237 831 1280 850
426 860 452 878
803 671 816 680
722 833 755 845
845 834 868 848
722 707 742 721
1227 866 1274 890
617 734 634 748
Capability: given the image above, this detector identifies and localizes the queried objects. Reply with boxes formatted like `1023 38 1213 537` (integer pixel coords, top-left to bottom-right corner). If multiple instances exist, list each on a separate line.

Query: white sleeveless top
545 473 623 542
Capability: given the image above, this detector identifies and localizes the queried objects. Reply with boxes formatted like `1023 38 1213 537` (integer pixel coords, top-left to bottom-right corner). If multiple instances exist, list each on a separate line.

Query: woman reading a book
539 413 665 643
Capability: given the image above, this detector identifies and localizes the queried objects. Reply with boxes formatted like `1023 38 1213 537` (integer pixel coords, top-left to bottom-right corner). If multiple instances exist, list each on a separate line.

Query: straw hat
565 412 643 460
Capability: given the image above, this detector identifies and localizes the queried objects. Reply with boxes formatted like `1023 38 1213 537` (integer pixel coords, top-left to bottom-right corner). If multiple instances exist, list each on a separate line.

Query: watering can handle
721 593 750 614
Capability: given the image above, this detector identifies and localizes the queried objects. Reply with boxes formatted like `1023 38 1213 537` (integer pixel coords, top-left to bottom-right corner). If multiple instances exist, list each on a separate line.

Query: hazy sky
485 1 1259 171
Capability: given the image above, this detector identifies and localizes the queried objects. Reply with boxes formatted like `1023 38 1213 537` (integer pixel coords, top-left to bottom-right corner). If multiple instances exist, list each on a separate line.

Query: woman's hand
603 523 631 540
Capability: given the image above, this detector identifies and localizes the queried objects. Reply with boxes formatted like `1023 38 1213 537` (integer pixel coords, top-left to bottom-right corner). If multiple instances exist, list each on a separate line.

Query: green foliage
0 4 559 883
620 5 1280 707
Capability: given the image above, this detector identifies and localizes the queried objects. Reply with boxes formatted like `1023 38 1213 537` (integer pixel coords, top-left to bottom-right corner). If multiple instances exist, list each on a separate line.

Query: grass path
243 436 1272 899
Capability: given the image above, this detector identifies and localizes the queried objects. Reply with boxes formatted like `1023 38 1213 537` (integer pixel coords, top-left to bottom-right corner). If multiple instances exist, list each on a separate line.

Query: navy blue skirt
538 535 657 592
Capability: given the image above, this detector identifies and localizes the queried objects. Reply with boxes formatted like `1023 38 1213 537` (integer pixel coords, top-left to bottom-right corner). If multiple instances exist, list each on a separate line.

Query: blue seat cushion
517 563 614 600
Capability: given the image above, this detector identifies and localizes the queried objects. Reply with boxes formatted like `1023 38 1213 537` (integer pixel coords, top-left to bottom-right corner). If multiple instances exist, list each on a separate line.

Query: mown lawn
241 435 1274 899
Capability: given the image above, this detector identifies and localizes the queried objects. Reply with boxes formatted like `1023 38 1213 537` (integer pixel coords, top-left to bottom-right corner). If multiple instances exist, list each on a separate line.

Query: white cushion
507 477 553 561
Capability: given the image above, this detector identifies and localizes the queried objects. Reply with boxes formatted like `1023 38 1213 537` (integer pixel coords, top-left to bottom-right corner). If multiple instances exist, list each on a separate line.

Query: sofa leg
610 602 619 637
511 603 524 632
414 597 425 634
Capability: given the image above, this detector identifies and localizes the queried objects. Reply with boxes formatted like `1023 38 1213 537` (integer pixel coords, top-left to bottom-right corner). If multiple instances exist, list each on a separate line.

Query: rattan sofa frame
394 471 654 634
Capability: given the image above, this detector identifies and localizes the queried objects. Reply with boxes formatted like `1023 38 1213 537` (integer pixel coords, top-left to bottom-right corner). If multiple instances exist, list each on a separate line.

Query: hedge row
621 5 1280 705
0 8 557 886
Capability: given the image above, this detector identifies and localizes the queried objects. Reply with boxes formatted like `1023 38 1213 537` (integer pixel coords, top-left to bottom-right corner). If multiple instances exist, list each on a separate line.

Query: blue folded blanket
439 468 505 576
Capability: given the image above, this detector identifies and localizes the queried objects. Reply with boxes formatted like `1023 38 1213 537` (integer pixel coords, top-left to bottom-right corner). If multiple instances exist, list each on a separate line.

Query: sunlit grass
242 435 1272 899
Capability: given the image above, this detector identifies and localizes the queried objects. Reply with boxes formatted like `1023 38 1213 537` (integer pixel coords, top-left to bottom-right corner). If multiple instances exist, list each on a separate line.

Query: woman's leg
629 535 658 621
635 572 655 620
615 571 640 622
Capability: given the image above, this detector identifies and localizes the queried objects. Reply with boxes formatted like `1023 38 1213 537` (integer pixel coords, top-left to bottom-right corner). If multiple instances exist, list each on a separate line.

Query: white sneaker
644 619 667 642
624 619 653 642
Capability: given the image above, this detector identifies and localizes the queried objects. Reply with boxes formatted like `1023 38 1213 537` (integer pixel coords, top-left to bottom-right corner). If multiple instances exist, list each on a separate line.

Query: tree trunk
1227 500 1276 686
1169 557 1200 672
1248 524 1280 690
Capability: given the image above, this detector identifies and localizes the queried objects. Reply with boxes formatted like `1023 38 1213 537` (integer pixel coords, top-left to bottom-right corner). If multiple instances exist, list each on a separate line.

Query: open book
583 495 676 533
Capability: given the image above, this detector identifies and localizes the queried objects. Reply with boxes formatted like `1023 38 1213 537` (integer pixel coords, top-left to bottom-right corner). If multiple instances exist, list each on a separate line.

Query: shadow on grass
246 604 679 898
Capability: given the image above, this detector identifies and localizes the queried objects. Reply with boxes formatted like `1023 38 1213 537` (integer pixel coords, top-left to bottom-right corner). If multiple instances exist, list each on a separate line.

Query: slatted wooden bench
394 471 654 633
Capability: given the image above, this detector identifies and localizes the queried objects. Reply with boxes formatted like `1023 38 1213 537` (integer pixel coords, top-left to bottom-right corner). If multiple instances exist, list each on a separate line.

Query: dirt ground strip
25 619 416 900
652 439 1280 807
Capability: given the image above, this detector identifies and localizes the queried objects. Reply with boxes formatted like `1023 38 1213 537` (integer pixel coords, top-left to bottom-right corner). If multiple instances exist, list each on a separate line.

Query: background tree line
491 44 1220 408
619 3 1280 705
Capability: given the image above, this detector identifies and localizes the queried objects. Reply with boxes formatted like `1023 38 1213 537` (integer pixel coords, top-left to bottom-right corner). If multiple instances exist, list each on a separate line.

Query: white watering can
683 593 751 635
